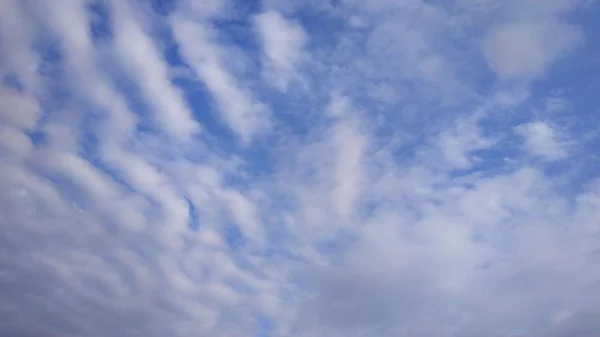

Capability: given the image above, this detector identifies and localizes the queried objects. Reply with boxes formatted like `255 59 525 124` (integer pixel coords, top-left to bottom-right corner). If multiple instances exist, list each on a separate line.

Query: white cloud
482 20 582 80
0 125 34 158
171 16 271 143
0 87 38 159
109 0 200 138
0 0 40 92
291 160 600 336
329 96 367 221
516 121 569 161
0 1 279 336
0 88 40 130
437 115 495 170
255 11 307 90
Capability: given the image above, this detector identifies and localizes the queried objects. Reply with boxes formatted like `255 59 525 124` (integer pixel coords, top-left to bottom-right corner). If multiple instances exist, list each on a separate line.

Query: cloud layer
1 0 600 336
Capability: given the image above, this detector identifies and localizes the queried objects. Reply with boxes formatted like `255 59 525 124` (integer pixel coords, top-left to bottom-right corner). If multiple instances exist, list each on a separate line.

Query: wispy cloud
109 0 200 138
1 0 599 337
171 5 271 143
254 10 307 90
516 121 570 161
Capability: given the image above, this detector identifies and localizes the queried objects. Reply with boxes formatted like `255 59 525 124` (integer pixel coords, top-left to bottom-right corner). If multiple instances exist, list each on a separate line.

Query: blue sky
1 0 600 336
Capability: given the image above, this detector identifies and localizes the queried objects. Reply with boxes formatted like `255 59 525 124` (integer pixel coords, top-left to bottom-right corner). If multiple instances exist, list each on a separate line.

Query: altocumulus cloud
1 0 600 336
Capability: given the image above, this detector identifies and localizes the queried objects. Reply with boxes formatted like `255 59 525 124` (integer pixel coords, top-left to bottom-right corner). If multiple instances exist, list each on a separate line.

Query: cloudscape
1 0 600 336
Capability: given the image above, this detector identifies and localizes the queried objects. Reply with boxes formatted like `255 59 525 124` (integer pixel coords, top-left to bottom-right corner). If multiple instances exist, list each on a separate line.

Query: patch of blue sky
224 223 249 251
1 73 23 92
185 197 199 231
147 0 178 17
255 314 275 337
89 1 114 41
